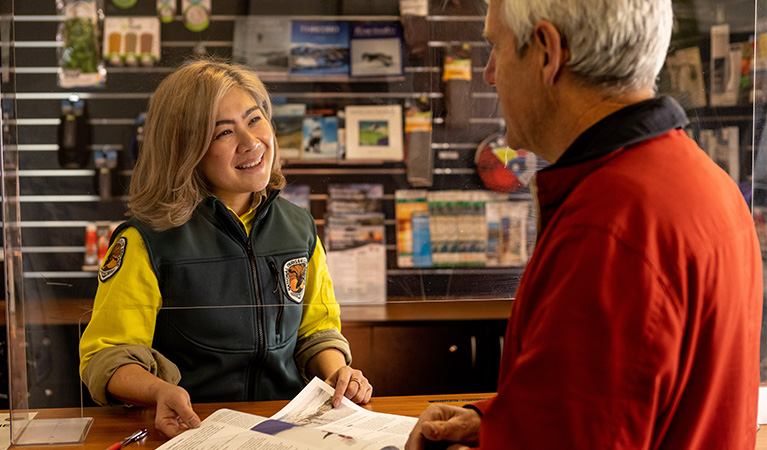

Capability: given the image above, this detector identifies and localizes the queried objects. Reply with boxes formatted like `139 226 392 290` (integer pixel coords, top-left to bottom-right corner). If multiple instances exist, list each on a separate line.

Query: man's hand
325 365 373 407
153 384 201 438
405 404 481 450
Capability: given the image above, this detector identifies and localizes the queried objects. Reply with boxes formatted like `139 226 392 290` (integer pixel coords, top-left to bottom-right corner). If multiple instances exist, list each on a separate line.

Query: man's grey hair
494 0 673 93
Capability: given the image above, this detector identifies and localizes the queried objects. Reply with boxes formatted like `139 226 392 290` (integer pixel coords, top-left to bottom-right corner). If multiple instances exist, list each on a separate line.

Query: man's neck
541 79 654 163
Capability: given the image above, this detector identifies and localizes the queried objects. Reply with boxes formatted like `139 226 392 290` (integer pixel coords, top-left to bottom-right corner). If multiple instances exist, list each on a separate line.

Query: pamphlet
157 378 417 450
232 16 291 73
665 46 706 109
699 126 740 181
350 22 404 77
394 189 429 268
324 184 387 304
302 114 340 160
280 184 312 212
273 103 307 160
290 21 350 76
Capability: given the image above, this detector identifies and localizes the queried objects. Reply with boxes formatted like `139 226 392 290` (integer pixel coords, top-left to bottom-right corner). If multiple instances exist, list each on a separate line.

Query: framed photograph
344 104 404 160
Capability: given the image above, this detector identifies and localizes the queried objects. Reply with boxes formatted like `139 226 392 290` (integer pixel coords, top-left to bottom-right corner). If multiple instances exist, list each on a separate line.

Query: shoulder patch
98 237 127 283
283 257 308 303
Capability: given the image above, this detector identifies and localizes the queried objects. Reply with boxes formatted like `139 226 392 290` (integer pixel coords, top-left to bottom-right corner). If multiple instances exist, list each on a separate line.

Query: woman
79 59 372 438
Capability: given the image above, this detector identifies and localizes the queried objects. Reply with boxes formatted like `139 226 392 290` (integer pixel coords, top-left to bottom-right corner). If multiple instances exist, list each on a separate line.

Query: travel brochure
324 184 387 304
272 103 307 160
349 21 404 77
232 16 291 73
232 17 404 79
156 377 416 450
290 20 350 76
395 189 530 268
271 104 405 163
302 114 340 159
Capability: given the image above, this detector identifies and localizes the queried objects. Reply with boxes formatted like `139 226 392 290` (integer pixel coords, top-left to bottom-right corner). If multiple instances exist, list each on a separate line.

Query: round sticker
475 132 537 193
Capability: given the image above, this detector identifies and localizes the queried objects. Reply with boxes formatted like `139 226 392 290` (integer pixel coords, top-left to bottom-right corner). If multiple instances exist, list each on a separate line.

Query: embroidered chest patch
98 237 127 282
283 257 308 303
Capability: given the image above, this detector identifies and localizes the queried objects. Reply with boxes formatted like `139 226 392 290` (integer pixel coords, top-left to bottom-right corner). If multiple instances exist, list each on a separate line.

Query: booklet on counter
157 377 417 450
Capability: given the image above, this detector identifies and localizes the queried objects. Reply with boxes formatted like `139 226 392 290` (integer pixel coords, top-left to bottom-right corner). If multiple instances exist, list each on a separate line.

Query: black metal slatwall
9 0 525 303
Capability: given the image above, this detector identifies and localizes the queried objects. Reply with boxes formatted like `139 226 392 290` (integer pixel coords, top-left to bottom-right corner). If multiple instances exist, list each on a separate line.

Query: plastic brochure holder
2 108 93 445
4 299 94 445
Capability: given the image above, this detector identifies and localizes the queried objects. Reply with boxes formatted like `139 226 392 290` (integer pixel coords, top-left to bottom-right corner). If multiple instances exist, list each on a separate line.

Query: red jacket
474 127 762 449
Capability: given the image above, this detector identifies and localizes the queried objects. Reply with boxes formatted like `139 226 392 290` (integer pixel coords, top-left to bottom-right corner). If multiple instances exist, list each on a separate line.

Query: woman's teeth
236 157 262 169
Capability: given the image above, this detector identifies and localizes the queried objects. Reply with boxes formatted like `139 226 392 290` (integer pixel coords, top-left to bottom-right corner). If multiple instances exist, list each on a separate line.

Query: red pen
106 428 147 450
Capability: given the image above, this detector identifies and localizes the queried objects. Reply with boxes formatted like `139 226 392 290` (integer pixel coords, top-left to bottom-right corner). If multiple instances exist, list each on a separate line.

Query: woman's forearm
305 348 348 380
107 363 175 406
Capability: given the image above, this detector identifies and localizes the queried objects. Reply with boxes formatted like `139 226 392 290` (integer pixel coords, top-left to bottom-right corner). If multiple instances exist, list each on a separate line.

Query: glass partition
0 0 763 445
754 0 767 382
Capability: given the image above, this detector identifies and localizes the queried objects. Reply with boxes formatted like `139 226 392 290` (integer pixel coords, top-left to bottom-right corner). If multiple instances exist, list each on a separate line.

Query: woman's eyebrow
214 105 261 127
242 105 260 119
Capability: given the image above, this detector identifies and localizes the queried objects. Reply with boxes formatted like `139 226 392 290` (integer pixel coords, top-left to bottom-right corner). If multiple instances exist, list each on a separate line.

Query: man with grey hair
405 0 762 448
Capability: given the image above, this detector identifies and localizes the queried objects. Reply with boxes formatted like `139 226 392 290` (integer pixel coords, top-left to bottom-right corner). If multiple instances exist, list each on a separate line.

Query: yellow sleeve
78 227 162 376
297 237 342 340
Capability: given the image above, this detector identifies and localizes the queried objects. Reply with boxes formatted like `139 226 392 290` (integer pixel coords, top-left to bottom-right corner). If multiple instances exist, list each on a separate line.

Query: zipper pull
268 261 280 294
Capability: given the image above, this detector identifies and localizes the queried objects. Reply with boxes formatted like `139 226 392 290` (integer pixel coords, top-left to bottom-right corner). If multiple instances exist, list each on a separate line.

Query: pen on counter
106 428 148 450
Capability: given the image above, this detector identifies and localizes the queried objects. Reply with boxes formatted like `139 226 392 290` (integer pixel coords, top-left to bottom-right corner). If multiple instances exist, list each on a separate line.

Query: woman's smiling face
197 86 275 214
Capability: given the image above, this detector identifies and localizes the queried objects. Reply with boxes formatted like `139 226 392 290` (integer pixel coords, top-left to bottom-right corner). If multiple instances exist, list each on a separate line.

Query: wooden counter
8 395 767 449
8 392 494 449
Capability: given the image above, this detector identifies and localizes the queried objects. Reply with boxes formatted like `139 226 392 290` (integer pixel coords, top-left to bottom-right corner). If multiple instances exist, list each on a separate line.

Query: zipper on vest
245 237 266 401
268 260 284 340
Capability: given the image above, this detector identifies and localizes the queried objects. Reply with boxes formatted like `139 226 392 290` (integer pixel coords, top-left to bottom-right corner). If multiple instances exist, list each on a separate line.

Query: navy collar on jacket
547 96 690 170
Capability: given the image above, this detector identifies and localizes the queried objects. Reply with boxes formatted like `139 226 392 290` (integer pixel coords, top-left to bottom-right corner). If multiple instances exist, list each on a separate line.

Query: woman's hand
107 364 201 438
325 365 373 407
153 384 202 438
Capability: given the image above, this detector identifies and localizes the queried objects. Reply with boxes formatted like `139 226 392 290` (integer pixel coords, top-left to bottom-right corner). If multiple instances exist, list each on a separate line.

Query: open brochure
157 377 417 450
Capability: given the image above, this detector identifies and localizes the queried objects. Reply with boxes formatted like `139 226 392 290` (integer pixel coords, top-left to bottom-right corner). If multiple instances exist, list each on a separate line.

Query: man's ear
533 21 566 86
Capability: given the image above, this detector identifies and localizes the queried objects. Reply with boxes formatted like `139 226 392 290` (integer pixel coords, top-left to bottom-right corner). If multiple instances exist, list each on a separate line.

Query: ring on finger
350 377 362 386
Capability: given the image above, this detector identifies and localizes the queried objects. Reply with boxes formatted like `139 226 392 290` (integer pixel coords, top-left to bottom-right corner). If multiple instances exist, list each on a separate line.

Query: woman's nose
238 130 260 152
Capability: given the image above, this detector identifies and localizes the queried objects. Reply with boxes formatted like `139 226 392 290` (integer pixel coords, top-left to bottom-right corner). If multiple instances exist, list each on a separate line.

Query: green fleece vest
112 194 317 402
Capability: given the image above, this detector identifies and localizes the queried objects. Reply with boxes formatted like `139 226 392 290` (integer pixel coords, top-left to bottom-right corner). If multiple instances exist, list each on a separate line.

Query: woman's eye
249 115 262 125
214 129 231 140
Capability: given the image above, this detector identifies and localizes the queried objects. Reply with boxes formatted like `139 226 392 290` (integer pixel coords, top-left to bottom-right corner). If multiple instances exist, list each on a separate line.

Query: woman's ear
533 21 567 86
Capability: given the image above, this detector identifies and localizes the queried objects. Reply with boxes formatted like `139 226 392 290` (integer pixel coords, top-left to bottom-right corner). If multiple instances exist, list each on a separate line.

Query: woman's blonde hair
128 58 286 231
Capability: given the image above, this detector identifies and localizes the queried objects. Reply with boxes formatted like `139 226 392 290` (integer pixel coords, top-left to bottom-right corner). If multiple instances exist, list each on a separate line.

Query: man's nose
484 51 496 86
